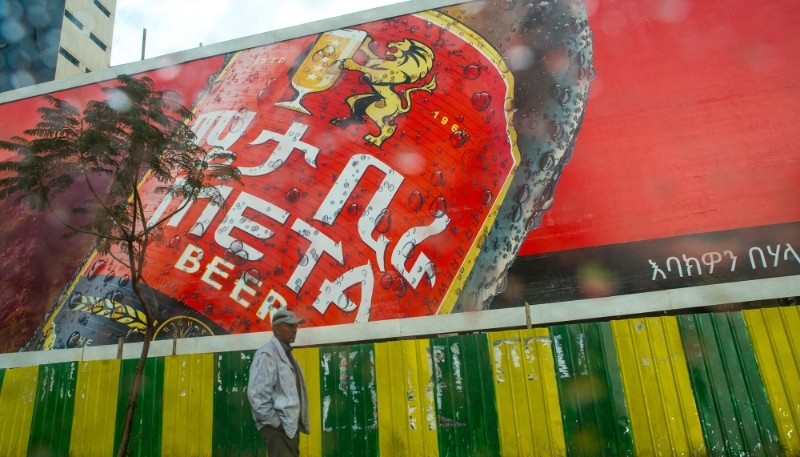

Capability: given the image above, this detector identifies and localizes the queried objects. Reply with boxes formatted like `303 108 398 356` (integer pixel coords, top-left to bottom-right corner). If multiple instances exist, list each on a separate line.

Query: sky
110 0 407 66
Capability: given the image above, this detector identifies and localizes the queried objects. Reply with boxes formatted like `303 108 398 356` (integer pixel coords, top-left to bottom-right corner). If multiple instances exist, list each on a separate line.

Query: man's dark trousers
260 425 300 457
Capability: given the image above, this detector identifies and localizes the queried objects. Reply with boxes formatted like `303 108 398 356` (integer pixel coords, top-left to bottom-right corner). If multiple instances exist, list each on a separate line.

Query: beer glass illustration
275 29 367 115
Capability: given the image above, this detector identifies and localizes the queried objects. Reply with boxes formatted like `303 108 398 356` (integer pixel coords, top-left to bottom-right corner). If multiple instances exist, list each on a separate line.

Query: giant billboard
0 0 798 353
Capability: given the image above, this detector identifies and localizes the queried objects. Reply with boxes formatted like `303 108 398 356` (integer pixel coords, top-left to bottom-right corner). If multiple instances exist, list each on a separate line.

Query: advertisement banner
0 0 797 353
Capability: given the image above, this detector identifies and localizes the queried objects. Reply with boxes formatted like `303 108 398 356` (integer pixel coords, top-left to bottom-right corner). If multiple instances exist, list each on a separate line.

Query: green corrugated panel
213 350 265 457
550 322 634 457
113 357 164 457
320 344 378 457
678 312 782 456
28 362 78 456
430 333 501 457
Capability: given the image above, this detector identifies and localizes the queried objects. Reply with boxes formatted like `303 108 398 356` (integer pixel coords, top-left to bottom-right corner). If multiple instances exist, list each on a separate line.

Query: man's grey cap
271 310 306 325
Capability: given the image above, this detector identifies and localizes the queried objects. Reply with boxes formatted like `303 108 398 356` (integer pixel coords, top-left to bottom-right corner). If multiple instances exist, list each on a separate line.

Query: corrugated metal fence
0 305 798 456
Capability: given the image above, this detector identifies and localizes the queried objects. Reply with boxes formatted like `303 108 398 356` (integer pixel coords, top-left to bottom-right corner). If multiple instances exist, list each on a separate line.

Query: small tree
0 75 240 457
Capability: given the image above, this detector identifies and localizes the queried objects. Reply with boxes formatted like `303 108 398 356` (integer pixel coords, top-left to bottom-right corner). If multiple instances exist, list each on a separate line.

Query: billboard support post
141 28 146 61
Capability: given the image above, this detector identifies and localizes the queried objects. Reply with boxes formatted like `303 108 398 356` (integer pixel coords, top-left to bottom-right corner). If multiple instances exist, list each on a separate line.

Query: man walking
248 310 310 457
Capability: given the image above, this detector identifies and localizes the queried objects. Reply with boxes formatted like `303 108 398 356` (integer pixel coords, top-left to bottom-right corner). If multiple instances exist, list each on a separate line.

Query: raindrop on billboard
482 189 494 206
67 331 81 348
471 92 492 111
463 63 481 80
286 187 300 204
375 209 391 233
188 222 204 238
394 278 407 297
512 204 523 222
429 196 447 218
88 260 106 280
430 170 445 187
408 190 424 212
449 130 468 148
68 292 83 309
167 235 181 249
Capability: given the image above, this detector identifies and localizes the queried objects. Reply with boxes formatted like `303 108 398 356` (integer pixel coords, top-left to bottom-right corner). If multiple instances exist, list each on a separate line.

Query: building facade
0 0 116 93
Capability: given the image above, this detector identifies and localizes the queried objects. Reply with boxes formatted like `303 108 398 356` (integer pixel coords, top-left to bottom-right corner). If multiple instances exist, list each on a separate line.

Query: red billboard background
522 0 800 255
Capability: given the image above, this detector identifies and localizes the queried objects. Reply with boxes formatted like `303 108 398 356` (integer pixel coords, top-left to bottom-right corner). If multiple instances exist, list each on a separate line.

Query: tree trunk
115 323 153 457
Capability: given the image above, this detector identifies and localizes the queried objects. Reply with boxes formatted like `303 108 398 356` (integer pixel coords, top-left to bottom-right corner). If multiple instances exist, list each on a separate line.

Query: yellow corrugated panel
488 329 566 457
743 306 800 452
162 353 214 457
0 366 38 457
611 317 706 456
375 339 438 457
295 347 323 457
69 359 121 456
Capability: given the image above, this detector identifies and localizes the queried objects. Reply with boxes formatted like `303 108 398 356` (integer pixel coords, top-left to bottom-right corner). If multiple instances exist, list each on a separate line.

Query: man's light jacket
247 337 310 439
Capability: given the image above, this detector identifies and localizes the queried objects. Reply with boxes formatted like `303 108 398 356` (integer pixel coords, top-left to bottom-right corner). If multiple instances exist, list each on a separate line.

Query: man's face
273 322 298 345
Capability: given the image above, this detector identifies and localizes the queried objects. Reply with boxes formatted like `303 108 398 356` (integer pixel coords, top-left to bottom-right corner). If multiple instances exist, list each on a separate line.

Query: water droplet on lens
78 314 88 326
464 63 481 80
230 240 244 253
408 190 424 212
471 92 492 111
119 274 130 287
286 187 300 204
347 203 359 215
550 84 563 99
299 255 309 267
429 196 447 218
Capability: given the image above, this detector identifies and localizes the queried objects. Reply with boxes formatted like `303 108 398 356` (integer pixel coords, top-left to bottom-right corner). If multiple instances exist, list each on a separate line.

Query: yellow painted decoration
162 354 214 457
295 347 323 457
375 339 439 457
0 366 38 457
743 306 800 452
611 317 706 456
70 360 121 456
488 329 566 457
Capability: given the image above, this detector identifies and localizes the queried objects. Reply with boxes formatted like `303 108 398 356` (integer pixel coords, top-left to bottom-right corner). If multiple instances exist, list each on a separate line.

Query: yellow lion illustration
331 37 437 147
